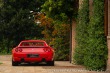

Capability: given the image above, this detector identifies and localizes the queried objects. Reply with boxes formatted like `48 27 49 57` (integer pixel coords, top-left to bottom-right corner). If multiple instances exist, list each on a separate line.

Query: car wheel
12 59 18 66
47 60 54 66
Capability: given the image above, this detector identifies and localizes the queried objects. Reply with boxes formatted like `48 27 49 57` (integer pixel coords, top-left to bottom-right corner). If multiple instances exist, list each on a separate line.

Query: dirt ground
0 55 108 73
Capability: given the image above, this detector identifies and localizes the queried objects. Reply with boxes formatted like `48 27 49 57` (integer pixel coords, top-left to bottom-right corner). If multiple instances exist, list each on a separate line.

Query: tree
0 0 45 53
0 0 3 7
41 0 78 60
33 13 54 43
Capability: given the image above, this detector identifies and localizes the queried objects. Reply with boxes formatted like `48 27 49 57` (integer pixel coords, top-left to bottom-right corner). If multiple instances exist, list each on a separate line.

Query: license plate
27 54 39 58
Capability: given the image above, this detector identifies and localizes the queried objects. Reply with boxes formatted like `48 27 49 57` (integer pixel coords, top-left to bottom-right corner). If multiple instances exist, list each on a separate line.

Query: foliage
74 0 89 65
0 62 3 65
0 0 3 7
41 0 78 21
84 0 107 71
35 13 54 43
74 0 107 71
0 0 44 53
35 12 70 60
51 21 70 60
41 0 78 60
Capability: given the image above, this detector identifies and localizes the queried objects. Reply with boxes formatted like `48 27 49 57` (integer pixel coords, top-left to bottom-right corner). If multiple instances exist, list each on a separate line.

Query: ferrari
12 40 54 66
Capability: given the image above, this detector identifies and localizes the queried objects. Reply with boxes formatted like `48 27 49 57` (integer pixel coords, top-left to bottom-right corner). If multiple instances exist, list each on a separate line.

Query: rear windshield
20 42 45 47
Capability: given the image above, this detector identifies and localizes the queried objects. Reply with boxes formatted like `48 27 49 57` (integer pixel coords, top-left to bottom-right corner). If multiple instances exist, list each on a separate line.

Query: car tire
12 59 18 66
47 60 54 66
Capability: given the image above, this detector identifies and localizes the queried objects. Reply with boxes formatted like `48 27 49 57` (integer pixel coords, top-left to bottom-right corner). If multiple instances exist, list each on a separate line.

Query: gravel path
0 55 108 73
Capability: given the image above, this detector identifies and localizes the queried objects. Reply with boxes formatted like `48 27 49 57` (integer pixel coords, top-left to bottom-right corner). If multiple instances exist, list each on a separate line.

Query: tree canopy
41 0 78 22
0 0 45 53
39 0 79 60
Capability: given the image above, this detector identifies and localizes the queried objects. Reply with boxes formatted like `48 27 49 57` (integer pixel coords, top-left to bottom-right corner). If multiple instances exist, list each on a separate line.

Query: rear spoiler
18 46 49 48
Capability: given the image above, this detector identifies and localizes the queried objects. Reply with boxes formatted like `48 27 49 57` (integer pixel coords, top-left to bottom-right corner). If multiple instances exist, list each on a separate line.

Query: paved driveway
0 55 108 73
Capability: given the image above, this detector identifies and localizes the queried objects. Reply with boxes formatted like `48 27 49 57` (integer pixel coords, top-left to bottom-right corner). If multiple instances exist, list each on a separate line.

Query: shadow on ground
18 62 51 66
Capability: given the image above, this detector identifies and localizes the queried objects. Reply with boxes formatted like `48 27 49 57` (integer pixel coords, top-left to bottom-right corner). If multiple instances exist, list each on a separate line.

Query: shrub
50 21 70 61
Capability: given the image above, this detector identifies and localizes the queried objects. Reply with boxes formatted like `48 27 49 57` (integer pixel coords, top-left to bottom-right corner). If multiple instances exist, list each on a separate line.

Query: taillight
15 48 22 52
15 48 18 52
19 48 22 52
43 48 51 52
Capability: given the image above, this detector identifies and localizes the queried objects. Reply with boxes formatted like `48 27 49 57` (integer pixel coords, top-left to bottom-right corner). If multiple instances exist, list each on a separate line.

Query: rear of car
12 40 54 66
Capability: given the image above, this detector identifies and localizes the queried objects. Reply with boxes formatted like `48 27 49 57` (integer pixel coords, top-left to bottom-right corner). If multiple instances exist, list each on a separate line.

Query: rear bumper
12 52 54 62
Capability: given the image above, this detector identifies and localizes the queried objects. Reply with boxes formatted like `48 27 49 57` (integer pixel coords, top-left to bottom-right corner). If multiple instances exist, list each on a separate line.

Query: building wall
71 0 83 63
71 20 76 63
107 0 110 71
108 0 110 35
79 0 83 9
71 0 110 72
71 0 93 63
89 0 93 17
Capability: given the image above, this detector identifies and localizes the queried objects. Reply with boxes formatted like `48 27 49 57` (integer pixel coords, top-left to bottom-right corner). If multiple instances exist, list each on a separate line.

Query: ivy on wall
84 0 107 71
74 0 89 65
74 0 108 71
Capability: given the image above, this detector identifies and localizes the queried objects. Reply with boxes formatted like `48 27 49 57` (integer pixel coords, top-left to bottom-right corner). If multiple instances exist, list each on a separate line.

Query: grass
0 62 3 65
0 53 11 55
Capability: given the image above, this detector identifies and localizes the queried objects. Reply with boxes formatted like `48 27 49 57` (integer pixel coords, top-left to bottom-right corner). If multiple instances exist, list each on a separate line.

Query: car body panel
12 40 54 65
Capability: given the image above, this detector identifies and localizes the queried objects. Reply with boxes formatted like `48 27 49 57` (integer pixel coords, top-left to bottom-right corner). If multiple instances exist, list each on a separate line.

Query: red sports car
12 40 54 66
